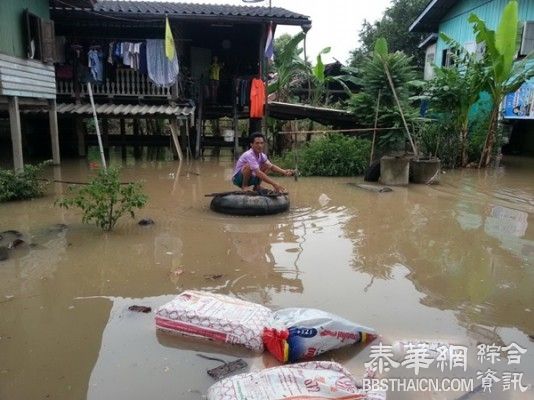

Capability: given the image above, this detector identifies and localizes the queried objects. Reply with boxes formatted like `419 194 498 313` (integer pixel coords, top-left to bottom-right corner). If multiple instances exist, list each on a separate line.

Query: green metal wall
436 0 534 66
0 0 50 58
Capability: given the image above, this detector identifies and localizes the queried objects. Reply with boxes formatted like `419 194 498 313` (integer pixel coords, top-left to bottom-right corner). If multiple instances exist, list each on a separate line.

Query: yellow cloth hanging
165 16 175 60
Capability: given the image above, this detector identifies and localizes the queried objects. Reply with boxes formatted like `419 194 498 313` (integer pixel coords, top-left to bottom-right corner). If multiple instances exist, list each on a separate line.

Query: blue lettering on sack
289 327 317 338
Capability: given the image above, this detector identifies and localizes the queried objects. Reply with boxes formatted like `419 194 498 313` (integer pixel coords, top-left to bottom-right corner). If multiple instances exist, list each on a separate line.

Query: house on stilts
0 0 311 168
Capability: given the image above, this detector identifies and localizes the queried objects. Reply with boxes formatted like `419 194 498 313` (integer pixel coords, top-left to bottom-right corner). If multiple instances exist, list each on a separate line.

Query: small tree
56 167 148 231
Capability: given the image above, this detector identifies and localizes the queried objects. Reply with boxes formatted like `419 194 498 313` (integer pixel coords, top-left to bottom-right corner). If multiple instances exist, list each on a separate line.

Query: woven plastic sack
155 291 274 352
263 308 377 362
207 361 386 400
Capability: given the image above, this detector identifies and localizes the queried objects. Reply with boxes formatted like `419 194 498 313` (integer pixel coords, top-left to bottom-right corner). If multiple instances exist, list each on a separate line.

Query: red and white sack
207 361 386 400
155 291 273 352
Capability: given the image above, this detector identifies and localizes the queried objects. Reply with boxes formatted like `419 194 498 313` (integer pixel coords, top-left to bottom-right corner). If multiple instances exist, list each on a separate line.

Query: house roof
418 33 438 48
409 0 459 33
22 103 195 117
63 1 311 26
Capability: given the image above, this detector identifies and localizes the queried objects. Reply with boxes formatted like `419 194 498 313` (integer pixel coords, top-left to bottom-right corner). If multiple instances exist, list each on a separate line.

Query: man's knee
260 165 271 173
241 164 252 174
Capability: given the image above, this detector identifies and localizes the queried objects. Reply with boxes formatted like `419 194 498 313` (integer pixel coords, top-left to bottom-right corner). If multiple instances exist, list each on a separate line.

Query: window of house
24 9 55 64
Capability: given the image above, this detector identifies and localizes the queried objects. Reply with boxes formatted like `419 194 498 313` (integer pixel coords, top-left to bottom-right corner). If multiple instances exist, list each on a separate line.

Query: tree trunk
460 122 468 168
478 105 499 168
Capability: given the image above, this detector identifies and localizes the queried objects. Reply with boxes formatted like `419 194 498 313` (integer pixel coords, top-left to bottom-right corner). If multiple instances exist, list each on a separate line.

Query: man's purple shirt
233 148 272 177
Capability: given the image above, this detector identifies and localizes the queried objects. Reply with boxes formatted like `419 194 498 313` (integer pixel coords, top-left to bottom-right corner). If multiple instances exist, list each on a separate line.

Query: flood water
1 151 533 400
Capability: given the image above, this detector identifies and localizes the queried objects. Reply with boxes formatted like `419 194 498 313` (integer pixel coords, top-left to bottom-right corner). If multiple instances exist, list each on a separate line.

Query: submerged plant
0 161 51 202
56 167 148 231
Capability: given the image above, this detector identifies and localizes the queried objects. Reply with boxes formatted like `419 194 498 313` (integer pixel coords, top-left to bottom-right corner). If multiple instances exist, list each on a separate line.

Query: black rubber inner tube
210 193 290 216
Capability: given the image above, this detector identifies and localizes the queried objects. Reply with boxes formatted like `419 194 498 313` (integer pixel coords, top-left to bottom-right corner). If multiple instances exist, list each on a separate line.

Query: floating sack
263 308 377 363
207 361 386 400
155 291 274 352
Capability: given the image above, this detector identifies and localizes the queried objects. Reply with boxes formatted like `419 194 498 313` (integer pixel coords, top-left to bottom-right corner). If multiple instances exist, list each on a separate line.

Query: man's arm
255 169 286 192
270 164 294 176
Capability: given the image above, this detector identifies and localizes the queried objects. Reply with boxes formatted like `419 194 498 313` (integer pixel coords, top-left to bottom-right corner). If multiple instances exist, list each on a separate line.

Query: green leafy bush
56 167 148 231
416 120 460 168
0 162 50 202
275 134 371 176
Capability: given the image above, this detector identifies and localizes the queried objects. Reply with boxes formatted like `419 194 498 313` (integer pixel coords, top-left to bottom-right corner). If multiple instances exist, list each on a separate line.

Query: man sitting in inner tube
232 132 295 193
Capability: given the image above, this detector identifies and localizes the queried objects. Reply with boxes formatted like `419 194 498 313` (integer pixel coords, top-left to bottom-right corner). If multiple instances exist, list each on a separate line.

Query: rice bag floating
155 291 274 352
207 361 386 400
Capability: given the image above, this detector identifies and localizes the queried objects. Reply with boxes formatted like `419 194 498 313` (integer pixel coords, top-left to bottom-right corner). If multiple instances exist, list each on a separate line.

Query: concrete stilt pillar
8 96 23 172
48 99 61 165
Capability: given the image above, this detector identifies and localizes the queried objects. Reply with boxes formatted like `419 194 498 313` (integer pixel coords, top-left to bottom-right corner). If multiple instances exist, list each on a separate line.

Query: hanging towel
250 78 266 118
146 39 179 87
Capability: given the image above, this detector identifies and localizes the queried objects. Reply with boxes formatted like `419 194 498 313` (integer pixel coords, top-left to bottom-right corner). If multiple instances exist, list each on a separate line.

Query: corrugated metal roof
92 1 309 22
409 0 459 33
22 103 195 116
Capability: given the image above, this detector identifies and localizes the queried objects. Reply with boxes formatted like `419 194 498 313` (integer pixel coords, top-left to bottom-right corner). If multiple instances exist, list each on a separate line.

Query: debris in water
47 224 68 233
204 274 224 281
0 230 23 238
0 247 8 261
347 183 392 193
138 218 155 226
8 239 26 249
196 354 248 380
128 305 152 313
454 384 483 400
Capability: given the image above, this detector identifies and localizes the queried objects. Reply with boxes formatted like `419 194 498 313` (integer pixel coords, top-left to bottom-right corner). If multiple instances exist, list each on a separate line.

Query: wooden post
383 63 418 156
102 118 109 157
86 82 107 169
195 88 203 158
233 78 239 158
75 117 86 157
370 90 381 166
48 99 61 165
8 96 23 172
179 119 187 154
120 118 126 160
169 118 184 161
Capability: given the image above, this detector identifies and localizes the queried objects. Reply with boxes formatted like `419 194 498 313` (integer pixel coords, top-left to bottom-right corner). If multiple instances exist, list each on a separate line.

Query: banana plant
268 32 307 102
427 33 487 166
469 0 534 167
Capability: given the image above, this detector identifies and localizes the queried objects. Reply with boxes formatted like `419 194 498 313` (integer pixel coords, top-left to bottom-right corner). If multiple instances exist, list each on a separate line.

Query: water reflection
1 157 534 400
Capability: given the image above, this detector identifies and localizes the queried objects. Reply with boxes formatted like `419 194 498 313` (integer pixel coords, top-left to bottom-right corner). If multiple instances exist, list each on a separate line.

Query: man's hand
283 169 294 177
273 183 286 193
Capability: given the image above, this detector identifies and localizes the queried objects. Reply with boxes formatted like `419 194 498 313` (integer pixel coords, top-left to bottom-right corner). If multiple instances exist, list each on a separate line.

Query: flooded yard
1 153 533 399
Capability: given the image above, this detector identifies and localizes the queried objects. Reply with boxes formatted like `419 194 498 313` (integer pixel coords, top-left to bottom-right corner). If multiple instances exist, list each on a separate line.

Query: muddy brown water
1 153 533 400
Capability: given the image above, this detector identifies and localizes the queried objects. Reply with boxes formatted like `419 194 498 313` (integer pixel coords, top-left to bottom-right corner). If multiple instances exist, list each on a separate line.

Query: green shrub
416 120 460 168
0 162 50 202
275 134 371 176
56 167 148 231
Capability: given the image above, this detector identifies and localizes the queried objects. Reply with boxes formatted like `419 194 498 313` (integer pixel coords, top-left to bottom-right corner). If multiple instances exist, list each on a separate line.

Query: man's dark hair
249 132 265 145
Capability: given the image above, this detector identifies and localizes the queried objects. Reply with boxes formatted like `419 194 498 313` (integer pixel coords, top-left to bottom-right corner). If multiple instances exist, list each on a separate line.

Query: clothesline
276 127 402 135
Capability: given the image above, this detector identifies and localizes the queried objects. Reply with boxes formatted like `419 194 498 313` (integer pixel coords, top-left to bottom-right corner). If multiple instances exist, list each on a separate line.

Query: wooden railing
57 68 175 98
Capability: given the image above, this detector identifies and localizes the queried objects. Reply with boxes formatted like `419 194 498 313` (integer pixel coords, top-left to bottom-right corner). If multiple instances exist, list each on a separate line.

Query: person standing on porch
209 56 223 103
232 133 294 193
